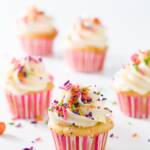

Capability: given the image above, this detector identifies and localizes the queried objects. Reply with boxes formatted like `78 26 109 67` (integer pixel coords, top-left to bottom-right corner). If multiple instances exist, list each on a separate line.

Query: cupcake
5 56 53 119
114 50 150 118
17 6 57 56
49 81 113 150
64 17 108 72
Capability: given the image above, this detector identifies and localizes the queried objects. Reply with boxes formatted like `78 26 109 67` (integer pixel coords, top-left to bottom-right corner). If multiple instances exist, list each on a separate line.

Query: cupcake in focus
5 56 53 119
17 6 57 56
64 17 108 72
49 81 113 150
114 49 150 118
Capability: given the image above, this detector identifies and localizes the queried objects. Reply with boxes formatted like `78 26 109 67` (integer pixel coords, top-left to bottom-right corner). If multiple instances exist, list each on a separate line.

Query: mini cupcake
17 6 57 56
5 56 53 119
64 17 108 72
49 81 113 150
114 50 150 118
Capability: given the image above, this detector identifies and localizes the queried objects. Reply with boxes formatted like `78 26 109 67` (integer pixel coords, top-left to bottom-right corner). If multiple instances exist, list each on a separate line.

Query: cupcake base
49 118 113 150
6 90 51 119
19 38 54 56
65 50 106 73
51 130 108 150
117 92 150 118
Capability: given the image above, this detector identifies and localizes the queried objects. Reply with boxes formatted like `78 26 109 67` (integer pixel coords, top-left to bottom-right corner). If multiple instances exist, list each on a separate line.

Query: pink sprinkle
35 137 42 142
139 69 145 75
62 107 67 120
131 53 138 62
49 75 54 82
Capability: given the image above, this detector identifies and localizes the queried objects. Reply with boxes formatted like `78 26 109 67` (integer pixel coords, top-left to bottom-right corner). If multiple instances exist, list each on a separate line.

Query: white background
0 0 150 150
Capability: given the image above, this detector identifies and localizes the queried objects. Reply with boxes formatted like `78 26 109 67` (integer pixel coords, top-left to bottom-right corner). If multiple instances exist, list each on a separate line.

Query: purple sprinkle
148 139 150 142
28 56 32 61
54 100 58 104
64 80 70 86
38 57 42 62
31 120 37 124
63 103 68 107
23 146 33 150
18 66 24 72
86 112 92 117
110 133 114 138
15 123 22 128
102 98 107 101
87 98 92 103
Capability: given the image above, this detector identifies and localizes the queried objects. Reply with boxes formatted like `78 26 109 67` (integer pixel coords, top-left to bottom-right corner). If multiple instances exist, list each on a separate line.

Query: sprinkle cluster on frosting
10 56 43 83
5 56 53 94
65 17 107 49
79 17 102 32
49 80 111 122
131 50 150 75
22 6 51 24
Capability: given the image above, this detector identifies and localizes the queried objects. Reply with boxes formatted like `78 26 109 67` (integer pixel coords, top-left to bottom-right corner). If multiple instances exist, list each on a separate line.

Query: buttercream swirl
49 81 111 127
17 6 56 35
114 50 150 95
65 17 107 49
5 56 53 95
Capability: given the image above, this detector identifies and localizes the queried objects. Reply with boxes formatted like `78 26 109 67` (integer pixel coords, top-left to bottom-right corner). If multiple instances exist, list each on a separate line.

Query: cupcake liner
20 38 53 56
51 130 108 150
65 50 106 72
6 90 51 119
117 93 150 118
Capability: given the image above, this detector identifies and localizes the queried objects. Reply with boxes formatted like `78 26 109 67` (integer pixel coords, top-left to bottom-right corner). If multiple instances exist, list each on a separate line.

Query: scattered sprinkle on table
8 122 15 125
111 101 117 105
30 121 37 124
110 133 114 138
23 146 34 150
132 133 139 139
128 122 132 126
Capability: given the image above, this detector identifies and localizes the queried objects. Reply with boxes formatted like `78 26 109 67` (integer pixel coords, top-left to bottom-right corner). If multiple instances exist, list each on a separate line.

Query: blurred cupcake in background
5 56 53 119
114 49 150 119
49 81 113 150
17 6 57 56
64 17 108 72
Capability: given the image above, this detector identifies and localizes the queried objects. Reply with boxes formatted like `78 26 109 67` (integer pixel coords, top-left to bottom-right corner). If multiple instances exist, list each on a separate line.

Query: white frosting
5 57 52 95
17 17 55 35
114 50 150 94
17 7 56 35
49 84 111 127
65 18 107 49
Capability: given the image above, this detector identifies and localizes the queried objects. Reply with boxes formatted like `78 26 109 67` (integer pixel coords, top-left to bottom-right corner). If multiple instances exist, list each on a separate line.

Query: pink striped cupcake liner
5 90 51 119
51 130 108 150
20 38 54 56
65 50 106 72
117 93 150 118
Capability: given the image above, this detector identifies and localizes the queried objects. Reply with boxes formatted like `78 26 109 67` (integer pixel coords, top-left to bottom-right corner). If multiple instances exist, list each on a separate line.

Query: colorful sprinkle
0 122 6 135
132 133 139 139
109 133 114 138
22 146 34 150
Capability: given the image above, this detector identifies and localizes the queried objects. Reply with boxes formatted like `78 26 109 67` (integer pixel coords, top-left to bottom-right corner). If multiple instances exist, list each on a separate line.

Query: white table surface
0 0 150 149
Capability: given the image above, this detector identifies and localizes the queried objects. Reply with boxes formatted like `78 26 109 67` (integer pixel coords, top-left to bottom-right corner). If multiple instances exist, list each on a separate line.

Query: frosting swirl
65 17 107 49
114 50 150 95
5 56 53 95
49 81 111 127
17 6 57 36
